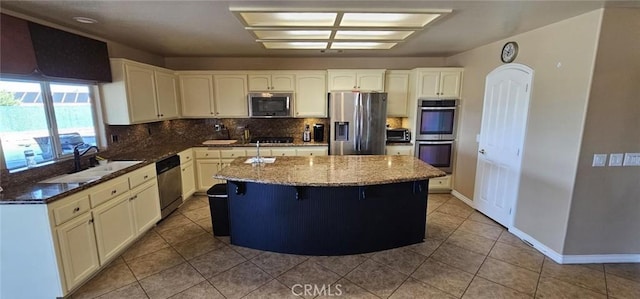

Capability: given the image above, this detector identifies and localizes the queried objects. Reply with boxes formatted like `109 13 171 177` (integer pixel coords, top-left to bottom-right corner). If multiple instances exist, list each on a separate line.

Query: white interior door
474 64 533 227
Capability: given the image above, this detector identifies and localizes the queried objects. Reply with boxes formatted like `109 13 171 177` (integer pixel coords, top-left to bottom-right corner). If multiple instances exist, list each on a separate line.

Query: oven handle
416 140 454 145
420 107 457 111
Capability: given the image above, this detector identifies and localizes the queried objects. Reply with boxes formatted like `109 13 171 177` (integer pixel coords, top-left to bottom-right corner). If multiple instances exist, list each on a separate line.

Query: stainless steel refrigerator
329 91 387 155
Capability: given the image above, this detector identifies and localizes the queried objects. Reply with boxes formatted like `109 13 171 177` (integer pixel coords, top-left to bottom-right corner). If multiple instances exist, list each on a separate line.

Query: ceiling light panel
262 42 328 49
254 30 332 40
334 30 414 40
340 13 439 27
241 12 337 26
330 42 397 49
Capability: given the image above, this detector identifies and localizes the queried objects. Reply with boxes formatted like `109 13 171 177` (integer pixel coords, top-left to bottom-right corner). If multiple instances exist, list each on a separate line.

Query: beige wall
164 57 446 70
564 8 640 255
446 10 603 252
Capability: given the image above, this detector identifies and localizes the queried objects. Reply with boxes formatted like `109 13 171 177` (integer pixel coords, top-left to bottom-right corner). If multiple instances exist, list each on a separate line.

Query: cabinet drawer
271 149 297 156
178 149 193 164
245 148 272 157
90 179 130 208
296 148 328 156
220 149 245 158
53 195 91 226
195 150 220 159
129 166 156 189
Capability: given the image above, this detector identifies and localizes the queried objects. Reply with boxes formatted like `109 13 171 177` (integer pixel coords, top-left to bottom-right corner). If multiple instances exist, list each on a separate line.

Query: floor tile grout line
540 258 612 297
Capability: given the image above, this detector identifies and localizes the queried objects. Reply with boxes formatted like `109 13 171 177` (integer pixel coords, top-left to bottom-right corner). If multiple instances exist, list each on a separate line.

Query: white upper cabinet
385 70 410 117
154 70 180 120
327 69 386 92
101 59 180 125
294 71 327 117
414 68 463 98
179 73 216 117
248 72 295 91
213 73 249 117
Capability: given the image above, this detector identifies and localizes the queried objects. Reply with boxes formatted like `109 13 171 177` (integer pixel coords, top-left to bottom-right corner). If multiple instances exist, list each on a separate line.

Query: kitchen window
0 79 102 172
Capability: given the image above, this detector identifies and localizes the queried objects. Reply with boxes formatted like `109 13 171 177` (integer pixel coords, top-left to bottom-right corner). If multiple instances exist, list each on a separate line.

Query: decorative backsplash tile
2 118 329 186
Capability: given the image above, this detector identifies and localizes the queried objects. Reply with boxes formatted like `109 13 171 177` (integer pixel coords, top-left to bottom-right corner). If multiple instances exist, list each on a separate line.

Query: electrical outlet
623 153 640 166
592 154 607 167
609 153 624 166
110 134 119 143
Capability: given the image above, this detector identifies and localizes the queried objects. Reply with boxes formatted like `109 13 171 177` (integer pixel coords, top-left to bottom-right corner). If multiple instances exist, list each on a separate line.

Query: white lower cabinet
180 161 196 199
130 180 161 234
271 148 297 156
56 212 100 291
92 192 136 264
429 175 452 192
296 147 329 156
196 159 222 190
0 163 161 298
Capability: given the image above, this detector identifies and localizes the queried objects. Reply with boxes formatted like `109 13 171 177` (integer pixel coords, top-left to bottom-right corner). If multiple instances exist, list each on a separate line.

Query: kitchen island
214 155 445 255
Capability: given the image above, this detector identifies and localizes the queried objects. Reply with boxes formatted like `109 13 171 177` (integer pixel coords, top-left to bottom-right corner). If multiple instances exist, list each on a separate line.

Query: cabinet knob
160 114 164 117
144 175 148 179
210 112 214 114
73 207 80 213
111 190 117 195
88 218 94 224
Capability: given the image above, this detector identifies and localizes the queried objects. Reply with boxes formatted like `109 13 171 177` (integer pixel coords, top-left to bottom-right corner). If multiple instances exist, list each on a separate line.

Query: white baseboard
451 189 474 208
508 227 640 264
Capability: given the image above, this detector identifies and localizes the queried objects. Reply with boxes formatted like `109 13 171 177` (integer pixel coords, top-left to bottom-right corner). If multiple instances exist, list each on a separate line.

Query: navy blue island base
226 180 429 256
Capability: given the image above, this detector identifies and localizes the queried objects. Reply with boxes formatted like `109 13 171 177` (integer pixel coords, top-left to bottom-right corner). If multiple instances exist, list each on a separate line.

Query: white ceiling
1 1 638 58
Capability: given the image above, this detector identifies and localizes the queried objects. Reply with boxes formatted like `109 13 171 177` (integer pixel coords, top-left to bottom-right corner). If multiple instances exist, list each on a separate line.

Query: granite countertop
214 155 445 187
0 141 330 204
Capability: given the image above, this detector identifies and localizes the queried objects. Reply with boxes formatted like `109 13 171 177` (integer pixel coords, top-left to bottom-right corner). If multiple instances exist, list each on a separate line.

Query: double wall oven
415 99 458 173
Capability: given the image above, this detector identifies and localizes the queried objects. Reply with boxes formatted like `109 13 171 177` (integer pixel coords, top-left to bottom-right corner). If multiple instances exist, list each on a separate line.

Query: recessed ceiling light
232 8 450 50
331 42 397 50
262 42 328 49
334 30 414 40
241 12 337 26
73 16 98 24
254 30 332 40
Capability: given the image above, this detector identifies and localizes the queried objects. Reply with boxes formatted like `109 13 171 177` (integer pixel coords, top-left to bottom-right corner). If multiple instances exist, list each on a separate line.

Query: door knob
479 149 486 154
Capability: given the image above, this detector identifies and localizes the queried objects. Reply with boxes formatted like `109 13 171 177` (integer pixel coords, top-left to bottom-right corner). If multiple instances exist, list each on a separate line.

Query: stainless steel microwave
248 92 293 118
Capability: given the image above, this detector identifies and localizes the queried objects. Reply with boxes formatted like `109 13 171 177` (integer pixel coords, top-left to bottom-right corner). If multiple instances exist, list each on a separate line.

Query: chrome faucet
73 143 99 172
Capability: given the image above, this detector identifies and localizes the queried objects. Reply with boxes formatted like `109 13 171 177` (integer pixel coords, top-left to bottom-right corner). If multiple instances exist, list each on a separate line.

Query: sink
40 161 144 184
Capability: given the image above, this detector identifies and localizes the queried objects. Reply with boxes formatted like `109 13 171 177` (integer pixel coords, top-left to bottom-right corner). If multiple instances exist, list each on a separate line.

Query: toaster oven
386 128 411 142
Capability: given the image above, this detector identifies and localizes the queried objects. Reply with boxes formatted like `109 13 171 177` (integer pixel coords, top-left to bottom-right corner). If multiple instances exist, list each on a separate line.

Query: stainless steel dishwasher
156 155 182 219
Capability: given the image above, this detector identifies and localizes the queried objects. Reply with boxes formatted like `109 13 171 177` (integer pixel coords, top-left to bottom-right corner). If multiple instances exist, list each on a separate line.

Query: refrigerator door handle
354 96 361 151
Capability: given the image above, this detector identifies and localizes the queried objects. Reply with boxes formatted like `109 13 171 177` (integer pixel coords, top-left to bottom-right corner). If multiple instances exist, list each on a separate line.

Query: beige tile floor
71 194 640 299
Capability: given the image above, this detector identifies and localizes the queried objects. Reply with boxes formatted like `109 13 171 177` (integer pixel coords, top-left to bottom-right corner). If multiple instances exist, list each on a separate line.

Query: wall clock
501 41 519 63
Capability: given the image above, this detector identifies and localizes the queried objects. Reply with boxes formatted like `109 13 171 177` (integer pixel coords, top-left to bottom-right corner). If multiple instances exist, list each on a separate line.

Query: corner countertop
214 155 445 187
0 140 329 205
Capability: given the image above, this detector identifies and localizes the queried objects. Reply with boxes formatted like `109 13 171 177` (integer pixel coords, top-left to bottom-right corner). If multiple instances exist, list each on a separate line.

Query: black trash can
207 183 230 236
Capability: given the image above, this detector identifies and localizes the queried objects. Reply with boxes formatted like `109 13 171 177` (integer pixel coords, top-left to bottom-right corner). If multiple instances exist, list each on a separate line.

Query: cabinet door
357 71 385 91
417 71 441 98
196 159 221 191
125 64 158 123
155 71 180 119
248 74 271 91
385 71 410 116
179 75 215 117
92 192 136 264
56 213 100 292
181 161 196 200
214 74 248 117
328 72 357 91
130 180 161 234
295 73 327 117
271 148 297 156
271 74 295 91
439 71 462 98
296 147 328 156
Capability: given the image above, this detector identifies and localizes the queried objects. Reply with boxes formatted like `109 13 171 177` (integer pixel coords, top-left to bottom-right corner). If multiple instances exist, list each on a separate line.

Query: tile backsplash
2 118 329 186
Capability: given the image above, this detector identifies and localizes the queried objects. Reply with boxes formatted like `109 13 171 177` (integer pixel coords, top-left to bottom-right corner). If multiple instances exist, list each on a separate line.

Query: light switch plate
623 153 640 166
609 153 624 166
592 154 607 167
